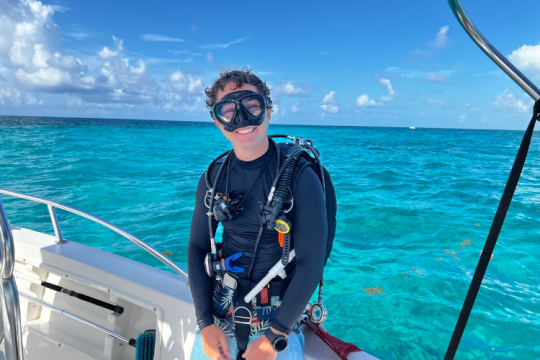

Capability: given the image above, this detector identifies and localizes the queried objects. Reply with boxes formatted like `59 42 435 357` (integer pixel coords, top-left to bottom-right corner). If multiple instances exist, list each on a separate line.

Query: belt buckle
233 306 252 325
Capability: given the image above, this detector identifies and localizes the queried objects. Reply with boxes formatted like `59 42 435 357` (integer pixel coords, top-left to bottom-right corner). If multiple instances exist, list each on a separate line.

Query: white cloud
430 26 450 49
25 93 43 105
291 101 302 113
140 34 184 42
356 94 383 108
493 90 533 113
424 72 448 83
379 78 395 102
508 42 540 80
354 78 395 107
0 87 22 106
0 0 206 112
427 98 452 108
273 80 310 97
50 5 70 12
166 71 204 94
200 38 249 49
320 91 340 113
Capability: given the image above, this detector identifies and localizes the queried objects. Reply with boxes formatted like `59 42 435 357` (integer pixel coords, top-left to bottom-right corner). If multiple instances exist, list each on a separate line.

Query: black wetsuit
188 143 327 334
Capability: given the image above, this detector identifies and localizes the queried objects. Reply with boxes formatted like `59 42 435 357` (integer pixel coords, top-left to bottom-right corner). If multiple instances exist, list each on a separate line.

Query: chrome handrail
20 293 133 346
0 198 25 359
0 188 188 281
448 0 540 100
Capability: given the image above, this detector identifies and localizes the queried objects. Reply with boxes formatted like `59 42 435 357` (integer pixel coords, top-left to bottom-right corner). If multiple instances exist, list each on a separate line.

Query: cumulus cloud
508 42 540 80
320 91 340 113
356 94 382 108
493 90 534 113
273 80 311 97
140 34 184 42
424 72 448 83
0 0 206 112
291 101 302 113
0 87 22 106
167 71 204 94
430 26 450 49
98 40 122 59
200 38 249 49
355 78 396 107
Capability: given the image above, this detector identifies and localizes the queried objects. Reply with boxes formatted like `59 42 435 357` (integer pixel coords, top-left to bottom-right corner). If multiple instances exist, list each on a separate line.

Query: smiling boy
188 69 327 360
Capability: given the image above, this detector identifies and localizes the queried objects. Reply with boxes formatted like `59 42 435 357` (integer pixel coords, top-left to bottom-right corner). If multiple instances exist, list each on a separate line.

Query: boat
409 126 415 130
0 188 378 360
0 0 538 359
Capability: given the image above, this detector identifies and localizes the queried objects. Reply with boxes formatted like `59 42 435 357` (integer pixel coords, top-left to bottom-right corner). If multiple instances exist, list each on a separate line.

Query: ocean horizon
1 115 539 360
0 114 532 132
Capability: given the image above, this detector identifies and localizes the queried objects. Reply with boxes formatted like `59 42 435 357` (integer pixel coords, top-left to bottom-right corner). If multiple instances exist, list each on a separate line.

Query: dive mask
210 90 272 132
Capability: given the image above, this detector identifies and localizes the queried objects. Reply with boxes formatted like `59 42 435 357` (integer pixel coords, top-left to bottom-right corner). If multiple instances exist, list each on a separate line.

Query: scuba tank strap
233 278 252 360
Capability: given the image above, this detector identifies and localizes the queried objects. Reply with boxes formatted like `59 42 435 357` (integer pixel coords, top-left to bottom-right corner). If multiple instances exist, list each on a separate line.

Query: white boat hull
1 226 378 360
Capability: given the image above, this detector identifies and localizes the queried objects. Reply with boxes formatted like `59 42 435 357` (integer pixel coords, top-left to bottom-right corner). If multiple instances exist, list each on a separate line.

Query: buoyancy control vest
203 134 337 359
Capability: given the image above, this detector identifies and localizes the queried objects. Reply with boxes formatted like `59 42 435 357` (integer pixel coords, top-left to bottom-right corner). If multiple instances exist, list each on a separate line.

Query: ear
213 119 222 129
267 106 272 123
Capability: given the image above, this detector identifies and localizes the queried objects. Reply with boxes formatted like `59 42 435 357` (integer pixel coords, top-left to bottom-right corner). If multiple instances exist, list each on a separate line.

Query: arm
271 166 327 333
244 167 327 359
187 174 217 330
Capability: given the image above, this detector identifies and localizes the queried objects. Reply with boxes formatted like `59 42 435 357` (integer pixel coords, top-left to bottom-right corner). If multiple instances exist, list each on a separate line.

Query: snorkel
210 90 272 133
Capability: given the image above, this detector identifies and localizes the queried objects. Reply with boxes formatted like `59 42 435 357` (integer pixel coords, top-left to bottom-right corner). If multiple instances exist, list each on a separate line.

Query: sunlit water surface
1 116 539 360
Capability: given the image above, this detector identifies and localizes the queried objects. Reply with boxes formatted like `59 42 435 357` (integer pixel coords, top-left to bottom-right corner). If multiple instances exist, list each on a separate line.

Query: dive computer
264 329 288 352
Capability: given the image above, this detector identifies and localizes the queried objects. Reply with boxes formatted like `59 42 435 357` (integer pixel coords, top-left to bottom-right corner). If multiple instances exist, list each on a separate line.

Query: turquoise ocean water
0 116 539 360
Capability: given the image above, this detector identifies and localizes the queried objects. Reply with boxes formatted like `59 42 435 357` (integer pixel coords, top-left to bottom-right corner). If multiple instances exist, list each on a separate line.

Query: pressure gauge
309 302 327 324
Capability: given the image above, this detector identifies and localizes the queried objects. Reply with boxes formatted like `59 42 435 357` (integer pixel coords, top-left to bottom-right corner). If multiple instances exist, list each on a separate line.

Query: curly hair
205 68 271 109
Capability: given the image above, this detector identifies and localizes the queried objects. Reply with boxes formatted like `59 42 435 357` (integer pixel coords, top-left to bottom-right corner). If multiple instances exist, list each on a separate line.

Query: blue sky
1 0 540 129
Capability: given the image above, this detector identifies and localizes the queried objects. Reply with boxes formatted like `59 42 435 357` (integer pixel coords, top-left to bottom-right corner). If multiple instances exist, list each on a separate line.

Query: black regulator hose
261 147 308 230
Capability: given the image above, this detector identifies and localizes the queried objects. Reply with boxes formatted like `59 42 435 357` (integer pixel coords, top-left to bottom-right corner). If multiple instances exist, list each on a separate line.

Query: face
213 83 271 150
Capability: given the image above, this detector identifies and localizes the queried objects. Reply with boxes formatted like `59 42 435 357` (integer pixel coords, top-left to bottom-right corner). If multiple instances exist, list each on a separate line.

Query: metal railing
0 188 188 281
0 198 25 359
0 188 191 358
448 0 540 101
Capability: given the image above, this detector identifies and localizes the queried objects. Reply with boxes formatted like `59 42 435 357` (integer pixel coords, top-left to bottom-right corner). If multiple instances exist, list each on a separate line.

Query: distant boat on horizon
409 126 416 129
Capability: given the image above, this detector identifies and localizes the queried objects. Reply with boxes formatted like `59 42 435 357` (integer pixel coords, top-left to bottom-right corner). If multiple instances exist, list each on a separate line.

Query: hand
200 325 232 360
241 332 278 360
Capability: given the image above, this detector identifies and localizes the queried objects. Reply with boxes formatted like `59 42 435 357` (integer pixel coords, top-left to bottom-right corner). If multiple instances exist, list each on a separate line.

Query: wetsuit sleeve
271 167 327 334
187 173 217 330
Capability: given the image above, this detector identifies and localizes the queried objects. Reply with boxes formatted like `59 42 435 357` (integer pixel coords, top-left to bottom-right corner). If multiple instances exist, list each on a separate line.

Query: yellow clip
275 219 290 234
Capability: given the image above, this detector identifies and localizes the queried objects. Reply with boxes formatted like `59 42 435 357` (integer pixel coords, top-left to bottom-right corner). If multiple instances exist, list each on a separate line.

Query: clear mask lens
241 96 264 117
216 102 236 123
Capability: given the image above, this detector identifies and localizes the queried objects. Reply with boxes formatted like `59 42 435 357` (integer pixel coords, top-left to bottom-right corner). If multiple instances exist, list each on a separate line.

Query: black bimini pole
444 102 540 360
445 0 540 358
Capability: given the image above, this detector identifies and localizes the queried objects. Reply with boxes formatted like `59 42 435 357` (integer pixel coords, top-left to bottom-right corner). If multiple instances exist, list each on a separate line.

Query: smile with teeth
237 127 255 134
